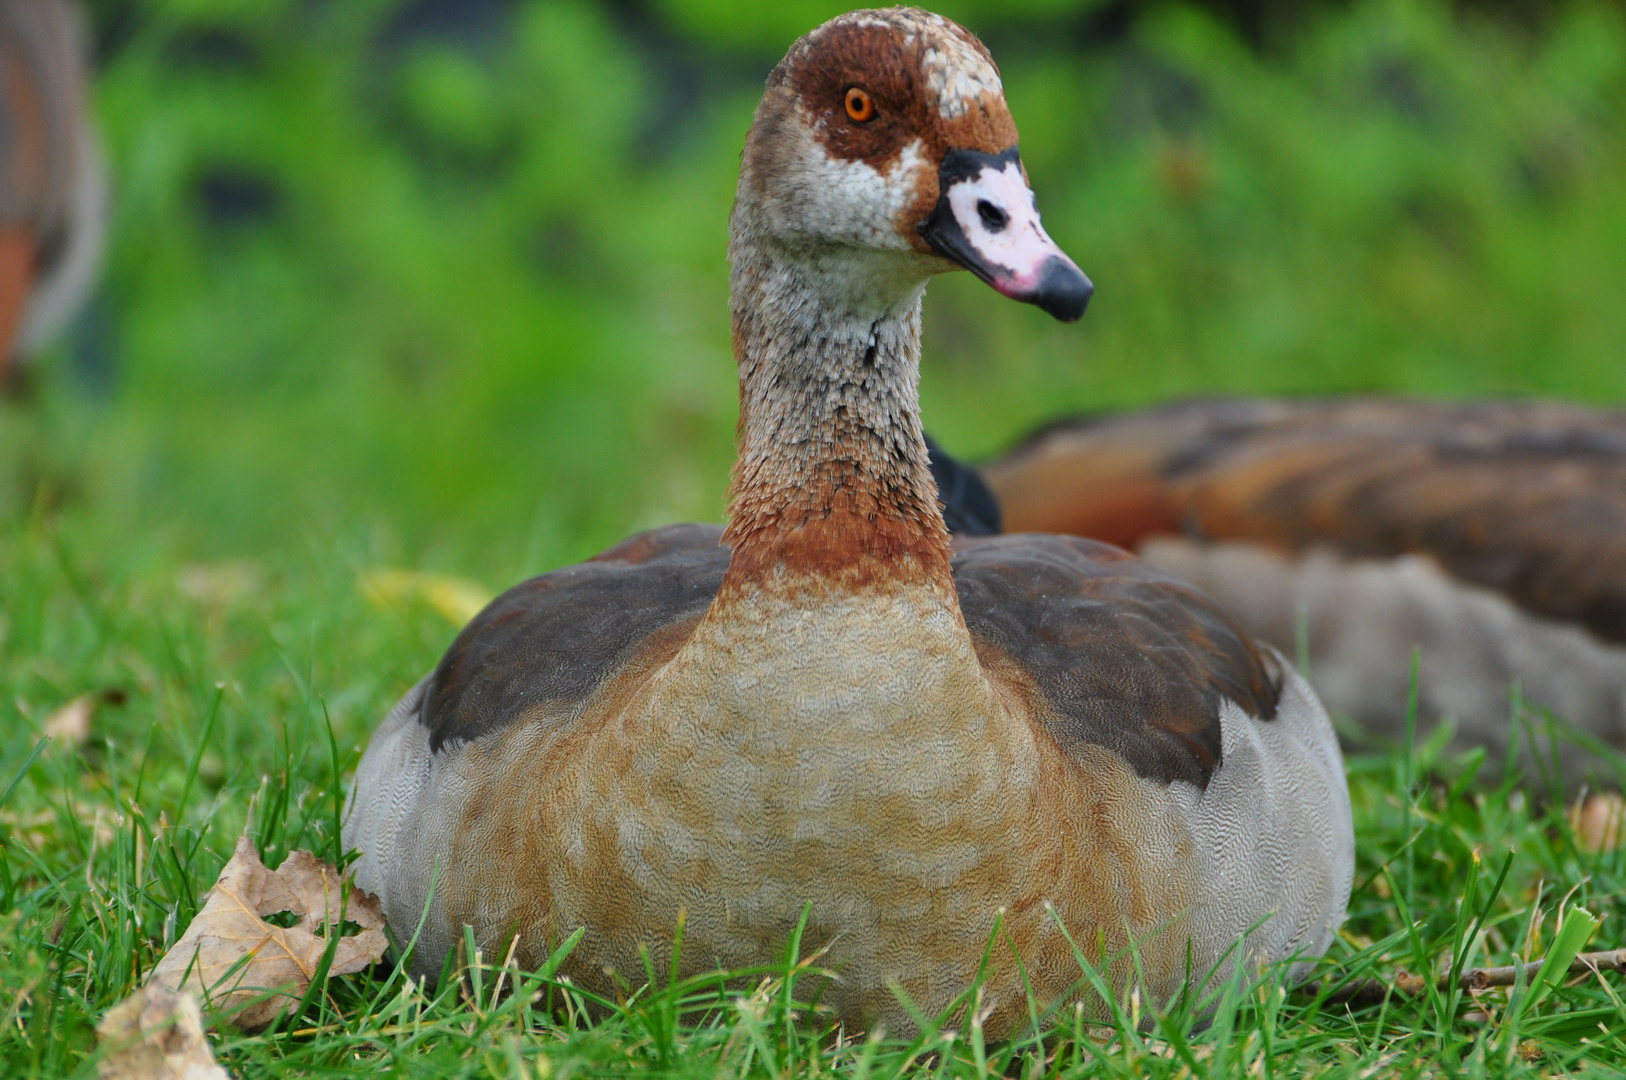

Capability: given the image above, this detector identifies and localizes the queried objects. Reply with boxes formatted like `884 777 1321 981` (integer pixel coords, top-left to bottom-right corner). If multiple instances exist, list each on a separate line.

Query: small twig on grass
1309 948 1626 1006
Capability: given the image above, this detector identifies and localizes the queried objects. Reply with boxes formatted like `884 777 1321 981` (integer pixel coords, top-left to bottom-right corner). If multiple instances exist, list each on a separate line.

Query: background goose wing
981 397 1626 642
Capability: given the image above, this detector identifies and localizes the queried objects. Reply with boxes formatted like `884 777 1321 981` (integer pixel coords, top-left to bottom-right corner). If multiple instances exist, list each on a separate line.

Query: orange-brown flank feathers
985 397 1626 642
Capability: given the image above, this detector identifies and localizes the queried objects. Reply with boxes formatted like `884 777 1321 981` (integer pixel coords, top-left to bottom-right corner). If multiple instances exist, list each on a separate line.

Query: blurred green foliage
5 0 1626 581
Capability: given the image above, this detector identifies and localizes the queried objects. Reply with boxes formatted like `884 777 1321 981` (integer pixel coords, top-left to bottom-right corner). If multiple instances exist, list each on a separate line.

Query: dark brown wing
952 533 1282 789
982 398 1626 643
422 524 730 752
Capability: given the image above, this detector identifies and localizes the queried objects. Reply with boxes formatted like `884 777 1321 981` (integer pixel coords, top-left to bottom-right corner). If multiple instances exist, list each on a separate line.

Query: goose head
732 7 1092 323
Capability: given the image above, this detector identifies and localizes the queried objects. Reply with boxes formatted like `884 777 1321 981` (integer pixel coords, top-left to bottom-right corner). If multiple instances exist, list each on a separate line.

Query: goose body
346 9 1353 1033
980 397 1626 775
0 0 103 390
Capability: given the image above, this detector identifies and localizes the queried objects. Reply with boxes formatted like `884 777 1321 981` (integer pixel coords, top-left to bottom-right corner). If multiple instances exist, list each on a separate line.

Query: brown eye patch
767 19 918 168
845 87 875 123
776 16 1019 170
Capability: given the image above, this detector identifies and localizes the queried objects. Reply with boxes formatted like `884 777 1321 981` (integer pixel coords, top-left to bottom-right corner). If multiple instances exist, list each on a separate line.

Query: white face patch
944 160 1077 296
751 119 937 318
772 120 927 255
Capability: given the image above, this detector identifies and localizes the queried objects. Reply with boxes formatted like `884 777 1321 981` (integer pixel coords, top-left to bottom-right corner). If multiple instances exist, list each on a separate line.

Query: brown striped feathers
986 397 1626 641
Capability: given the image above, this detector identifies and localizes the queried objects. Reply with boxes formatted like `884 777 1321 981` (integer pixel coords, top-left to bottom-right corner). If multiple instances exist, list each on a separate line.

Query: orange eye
844 87 875 123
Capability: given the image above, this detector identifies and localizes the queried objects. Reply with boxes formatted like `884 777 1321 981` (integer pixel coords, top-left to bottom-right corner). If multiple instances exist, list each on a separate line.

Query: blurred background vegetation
6 0 1626 583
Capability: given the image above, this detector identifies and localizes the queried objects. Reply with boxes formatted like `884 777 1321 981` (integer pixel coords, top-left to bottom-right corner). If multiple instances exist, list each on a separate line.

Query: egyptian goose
977 397 1626 778
346 9 1353 1034
0 0 103 394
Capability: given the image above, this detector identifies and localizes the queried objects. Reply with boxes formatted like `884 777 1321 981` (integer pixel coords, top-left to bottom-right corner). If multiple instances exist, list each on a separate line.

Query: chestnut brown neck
720 237 953 594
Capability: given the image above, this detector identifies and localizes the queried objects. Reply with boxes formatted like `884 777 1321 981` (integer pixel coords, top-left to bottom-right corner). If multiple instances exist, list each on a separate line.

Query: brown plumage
952 532 1281 787
0 2 99 361
424 523 1281 788
981 397 1626 773
0 0 102 391
985 397 1626 641
346 10 1352 1035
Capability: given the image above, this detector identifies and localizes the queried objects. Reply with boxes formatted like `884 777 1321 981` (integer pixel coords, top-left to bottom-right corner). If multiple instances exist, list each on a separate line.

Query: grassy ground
6 0 1626 1075
1 506 1624 1078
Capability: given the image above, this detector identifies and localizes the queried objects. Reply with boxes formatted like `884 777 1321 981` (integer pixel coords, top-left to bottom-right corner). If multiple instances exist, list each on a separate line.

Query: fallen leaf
152 834 388 1030
44 695 95 746
97 984 229 1080
360 567 493 625
1571 792 1623 853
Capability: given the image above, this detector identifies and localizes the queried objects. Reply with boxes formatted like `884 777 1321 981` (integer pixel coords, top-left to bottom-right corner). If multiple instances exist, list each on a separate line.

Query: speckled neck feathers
709 5 1027 597
722 235 952 593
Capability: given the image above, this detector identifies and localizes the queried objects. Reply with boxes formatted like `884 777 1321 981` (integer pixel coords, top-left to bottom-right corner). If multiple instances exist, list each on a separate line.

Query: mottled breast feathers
419 523 1282 788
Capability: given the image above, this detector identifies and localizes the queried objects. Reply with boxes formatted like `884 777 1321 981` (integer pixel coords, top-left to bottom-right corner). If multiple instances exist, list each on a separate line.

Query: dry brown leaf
152 834 388 1031
44 694 96 747
97 984 229 1080
1572 792 1623 853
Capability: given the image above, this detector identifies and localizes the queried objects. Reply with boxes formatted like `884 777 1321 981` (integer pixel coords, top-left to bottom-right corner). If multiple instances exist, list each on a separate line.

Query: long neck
721 238 953 595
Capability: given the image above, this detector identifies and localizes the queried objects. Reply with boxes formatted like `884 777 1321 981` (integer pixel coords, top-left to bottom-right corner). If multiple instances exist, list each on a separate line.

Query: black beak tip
1035 256 1093 323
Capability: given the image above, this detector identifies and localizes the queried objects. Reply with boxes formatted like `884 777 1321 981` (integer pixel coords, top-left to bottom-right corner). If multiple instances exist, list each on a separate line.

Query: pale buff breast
418 583 1207 1035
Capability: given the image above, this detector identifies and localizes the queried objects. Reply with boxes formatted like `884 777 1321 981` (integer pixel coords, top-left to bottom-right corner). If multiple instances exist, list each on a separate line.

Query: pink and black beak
919 148 1092 322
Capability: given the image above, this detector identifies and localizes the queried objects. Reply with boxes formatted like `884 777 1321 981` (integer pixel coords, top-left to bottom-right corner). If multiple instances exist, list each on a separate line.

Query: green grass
6 0 1626 1075
1 507 1624 1078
